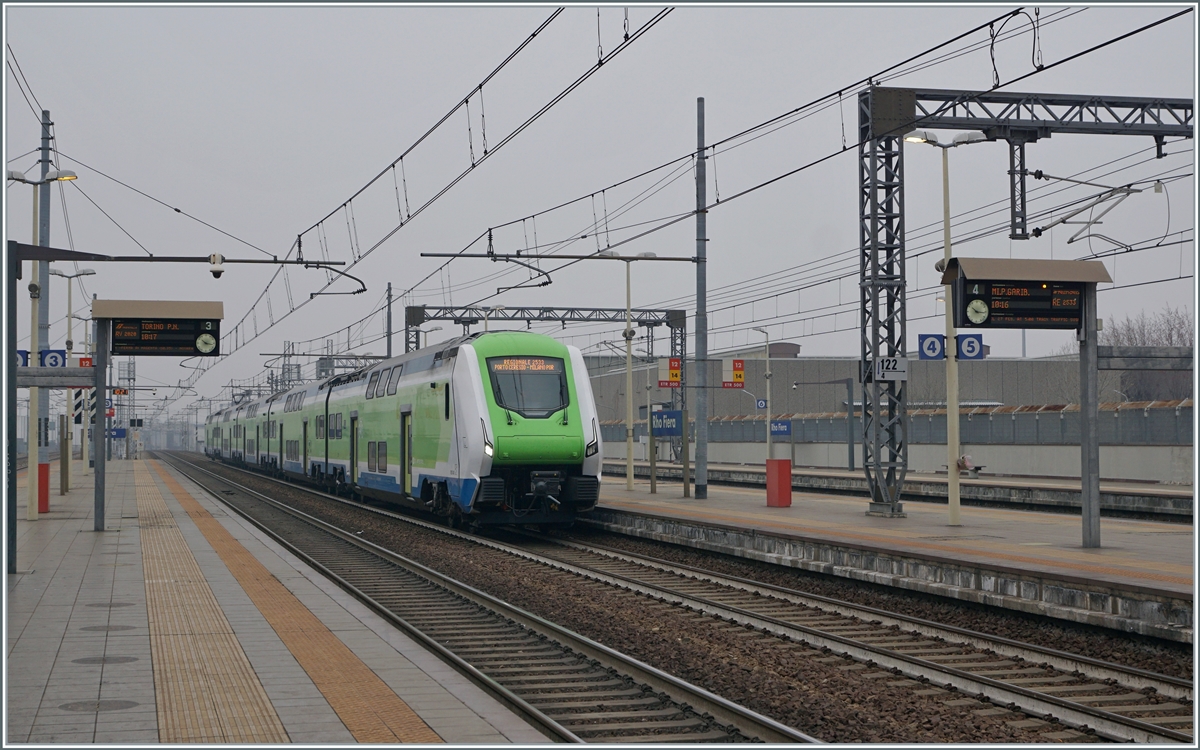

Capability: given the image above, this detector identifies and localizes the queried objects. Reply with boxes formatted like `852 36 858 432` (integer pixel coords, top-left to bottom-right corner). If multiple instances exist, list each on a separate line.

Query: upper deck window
486 356 568 419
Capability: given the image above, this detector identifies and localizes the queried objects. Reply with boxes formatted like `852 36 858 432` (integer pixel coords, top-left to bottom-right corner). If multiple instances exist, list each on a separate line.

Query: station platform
589 471 1194 643
6 457 549 744
603 459 1193 518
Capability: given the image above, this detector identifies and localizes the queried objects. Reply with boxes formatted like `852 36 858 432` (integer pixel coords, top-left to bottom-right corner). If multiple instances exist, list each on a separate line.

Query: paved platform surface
604 459 1193 518
596 473 1192 596
6 457 549 744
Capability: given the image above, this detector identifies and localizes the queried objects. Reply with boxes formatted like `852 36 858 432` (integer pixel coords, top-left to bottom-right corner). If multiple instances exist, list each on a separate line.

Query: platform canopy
91 299 224 319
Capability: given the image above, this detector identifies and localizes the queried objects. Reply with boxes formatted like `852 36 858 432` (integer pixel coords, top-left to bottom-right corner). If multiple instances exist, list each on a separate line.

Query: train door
349 416 359 484
302 422 309 476
255 425 260 464
400 411 413 495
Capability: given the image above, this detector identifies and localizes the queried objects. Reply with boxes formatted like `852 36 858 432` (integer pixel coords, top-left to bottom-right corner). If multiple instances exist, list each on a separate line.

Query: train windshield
486 356 569 418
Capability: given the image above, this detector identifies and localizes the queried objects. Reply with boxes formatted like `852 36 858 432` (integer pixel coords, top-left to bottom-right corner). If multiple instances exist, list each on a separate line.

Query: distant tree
1053 305 1194 401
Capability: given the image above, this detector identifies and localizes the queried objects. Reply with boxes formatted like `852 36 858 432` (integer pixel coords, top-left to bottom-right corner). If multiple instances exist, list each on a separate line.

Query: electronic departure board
955 279 1084 329
111 318 221 356
488 357 563 373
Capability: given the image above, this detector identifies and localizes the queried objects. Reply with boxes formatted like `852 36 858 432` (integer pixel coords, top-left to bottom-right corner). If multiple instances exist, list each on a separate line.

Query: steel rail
490 534 1193 744
542 536 1194 701
161 453 818 744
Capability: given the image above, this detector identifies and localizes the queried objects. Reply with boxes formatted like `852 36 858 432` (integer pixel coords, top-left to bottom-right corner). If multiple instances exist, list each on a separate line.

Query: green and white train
205 331 602 527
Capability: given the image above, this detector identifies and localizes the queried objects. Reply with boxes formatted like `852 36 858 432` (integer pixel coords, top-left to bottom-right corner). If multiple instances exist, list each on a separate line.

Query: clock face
966 299 990 325
195 333 217 354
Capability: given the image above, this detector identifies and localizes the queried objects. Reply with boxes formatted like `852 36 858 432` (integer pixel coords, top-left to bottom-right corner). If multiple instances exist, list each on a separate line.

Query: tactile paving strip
148 460 444 744
134 461 290 743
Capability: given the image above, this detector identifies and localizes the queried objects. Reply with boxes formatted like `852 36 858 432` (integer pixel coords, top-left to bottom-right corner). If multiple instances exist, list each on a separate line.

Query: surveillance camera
208 253 225 279
791 383 797 390
28 282 40 299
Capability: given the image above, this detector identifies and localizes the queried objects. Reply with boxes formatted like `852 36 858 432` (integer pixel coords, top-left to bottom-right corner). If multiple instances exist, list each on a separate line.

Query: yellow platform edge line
148 459 445 744
134 461 291 744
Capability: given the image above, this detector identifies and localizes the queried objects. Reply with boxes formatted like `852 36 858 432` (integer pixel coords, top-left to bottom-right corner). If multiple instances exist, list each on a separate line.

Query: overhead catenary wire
416 6 1105 305
189 8 673 398
55 150 276 258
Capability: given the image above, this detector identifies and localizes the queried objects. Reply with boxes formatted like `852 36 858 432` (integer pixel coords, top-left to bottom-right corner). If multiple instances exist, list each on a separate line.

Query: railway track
159 453 815 744
499 533 1194 743
163 453 1192 742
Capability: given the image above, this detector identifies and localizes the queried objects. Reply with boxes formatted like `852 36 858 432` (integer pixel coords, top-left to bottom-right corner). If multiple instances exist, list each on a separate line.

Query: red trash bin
766 459 792 507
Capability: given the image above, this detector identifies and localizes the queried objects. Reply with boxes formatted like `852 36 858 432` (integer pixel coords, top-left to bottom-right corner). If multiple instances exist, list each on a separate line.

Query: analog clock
195 333 218 354
965 299 990 325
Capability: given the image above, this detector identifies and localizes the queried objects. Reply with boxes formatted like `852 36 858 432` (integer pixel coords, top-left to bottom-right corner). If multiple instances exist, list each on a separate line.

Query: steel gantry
404 303 689 410
857 86 1192 515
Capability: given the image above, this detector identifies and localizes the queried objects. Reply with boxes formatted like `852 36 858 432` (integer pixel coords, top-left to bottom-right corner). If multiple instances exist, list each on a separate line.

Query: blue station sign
770 420 792 437
650 410 684 437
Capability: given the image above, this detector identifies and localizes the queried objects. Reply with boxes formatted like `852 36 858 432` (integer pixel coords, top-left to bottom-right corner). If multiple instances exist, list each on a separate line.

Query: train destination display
956 280 1084 329
111 318 221 356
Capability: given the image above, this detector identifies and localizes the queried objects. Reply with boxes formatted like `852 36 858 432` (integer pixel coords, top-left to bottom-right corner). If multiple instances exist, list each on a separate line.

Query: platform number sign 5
873 356 908 382
956 334 985 360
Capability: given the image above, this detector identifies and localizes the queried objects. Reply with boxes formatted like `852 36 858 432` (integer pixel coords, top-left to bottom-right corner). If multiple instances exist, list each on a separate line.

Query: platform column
94 318 108 532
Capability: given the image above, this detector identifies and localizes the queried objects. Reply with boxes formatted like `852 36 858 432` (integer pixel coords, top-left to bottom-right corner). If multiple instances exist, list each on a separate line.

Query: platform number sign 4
873 356 908 382
918 334 945 361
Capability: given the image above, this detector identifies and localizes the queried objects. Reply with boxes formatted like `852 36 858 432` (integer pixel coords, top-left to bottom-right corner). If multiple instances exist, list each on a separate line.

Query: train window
367 441 377 472
334 413 342 439
486 356 568 419
375 368 391 398
317 415 324 439
366 372 380 399
445 385 450 420
386 365 403 395
377 442 387 472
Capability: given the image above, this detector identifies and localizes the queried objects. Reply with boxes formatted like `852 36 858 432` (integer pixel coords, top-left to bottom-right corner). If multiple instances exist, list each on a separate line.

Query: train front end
465 332 602 526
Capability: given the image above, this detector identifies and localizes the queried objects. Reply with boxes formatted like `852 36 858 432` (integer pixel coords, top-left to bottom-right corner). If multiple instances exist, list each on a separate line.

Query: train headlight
482 418 494 457
585 417 599 457
484 442 494 457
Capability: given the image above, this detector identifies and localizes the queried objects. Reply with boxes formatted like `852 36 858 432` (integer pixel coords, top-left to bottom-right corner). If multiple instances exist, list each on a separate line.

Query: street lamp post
8 167 77 519
904 129 986 527
49 268 95 491
752 327 771 463
483 306 505 332
598 250 657 492
423 325 443 348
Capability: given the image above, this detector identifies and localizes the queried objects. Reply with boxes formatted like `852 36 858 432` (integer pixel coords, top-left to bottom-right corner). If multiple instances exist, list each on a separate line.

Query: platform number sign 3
40 350 67 367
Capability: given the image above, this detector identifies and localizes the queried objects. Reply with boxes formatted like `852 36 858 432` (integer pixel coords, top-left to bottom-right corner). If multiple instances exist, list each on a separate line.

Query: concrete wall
602 440 1193 485
585 356 1141 420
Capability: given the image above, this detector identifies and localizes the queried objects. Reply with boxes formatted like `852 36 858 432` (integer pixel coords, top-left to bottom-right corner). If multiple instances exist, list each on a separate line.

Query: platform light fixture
906 129 989 526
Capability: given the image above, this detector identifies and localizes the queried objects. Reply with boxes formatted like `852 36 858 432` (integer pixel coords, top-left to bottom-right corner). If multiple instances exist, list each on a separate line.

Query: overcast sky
5 3 1195 416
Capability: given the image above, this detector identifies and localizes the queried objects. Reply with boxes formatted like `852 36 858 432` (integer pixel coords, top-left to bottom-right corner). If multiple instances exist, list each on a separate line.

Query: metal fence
602 403 1192 446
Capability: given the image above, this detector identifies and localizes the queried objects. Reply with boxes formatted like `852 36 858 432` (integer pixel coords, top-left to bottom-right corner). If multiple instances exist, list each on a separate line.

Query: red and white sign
721 359 745 389
106 408 116 418
657 357 681 388
79 357 94 368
